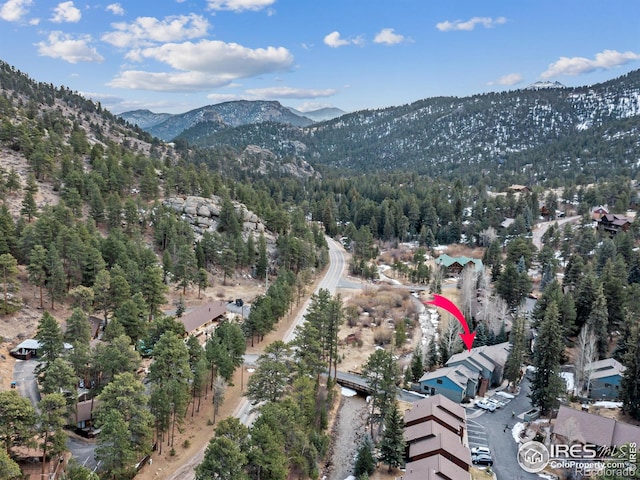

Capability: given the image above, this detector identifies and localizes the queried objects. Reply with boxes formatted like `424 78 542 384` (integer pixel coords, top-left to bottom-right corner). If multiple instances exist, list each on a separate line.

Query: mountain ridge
171 69 640 178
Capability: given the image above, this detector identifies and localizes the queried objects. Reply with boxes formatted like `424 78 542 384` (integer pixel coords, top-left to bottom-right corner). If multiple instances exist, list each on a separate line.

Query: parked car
476 399 496 412
471 446 491 456
488 398 504 409
496 391 515 399
472 454 494 466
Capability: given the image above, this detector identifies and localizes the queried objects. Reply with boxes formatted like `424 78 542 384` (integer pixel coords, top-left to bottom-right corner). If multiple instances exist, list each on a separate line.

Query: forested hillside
173 69 640 182
0 60 329 479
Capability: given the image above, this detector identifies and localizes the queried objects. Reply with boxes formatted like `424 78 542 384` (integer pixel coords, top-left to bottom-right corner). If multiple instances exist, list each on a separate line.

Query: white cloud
102 14 209 47
323 31 364 48
36 31 104 63
488 73 523 86
245 86 337 99
106 3 125 16
108 70 236 92
0 0 32 22
207 0 275 12
131 40 292 74
436 16 506 32
373 28 408 45
541 49 640 78
51 1 81 23
109 40 293 92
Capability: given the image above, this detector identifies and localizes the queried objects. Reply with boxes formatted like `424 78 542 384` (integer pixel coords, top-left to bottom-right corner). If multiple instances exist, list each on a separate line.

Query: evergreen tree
0 253 18 314
20 188 37 222
531 301 565 415
37 393 68 476
354 436 376 478
425 338 440 371
620 324 640 420
0 449 21 479
0 390 36 455
379 402 405 472
256 232 268 280
27 244 48 309
504 313 527 389
173 244 197 294
586 283 609 359
46 245 66 309
410 343 424 382
196 435 248 480
362 349 398 435
35 311 64 371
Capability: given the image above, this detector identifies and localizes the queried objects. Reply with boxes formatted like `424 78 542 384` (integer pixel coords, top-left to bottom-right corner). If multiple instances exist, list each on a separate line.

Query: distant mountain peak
525 80 566 90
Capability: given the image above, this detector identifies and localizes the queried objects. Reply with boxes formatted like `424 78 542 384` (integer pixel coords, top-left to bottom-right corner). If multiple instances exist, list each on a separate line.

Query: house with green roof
435 254 483 276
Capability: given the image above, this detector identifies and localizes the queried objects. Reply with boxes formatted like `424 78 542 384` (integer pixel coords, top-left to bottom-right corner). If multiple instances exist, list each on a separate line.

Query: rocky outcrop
163 195 273 242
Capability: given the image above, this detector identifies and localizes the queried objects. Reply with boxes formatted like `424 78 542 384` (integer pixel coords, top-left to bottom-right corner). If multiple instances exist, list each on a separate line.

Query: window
436 379 443 384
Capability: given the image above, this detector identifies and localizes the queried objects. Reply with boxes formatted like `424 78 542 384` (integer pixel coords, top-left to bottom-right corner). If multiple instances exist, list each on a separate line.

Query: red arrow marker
425 294 476 352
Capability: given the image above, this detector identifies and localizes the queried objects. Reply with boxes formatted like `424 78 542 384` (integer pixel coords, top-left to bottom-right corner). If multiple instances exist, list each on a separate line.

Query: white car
471 446 491 456
476 399 496 412
488 398 504 409
496 391 515 399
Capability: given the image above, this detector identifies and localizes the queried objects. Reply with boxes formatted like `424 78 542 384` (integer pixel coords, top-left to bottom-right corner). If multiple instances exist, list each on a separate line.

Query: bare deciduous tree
575 325 598 395
459 266 479 320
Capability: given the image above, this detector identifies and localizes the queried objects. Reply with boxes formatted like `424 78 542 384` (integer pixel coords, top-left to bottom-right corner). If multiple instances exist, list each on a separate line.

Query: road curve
166 236 347 480
531 215 581 250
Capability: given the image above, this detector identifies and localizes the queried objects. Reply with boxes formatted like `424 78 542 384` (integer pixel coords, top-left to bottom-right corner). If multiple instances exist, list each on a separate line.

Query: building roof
553 405 640 447
402 456 471 480
501 218 515 229
404 394 466 430
600 214 631 226
419 365 476 391
446 342 510 373
74 399 100 424
408 432 471 465
12 338 73 351
587 358 626 381
435 254 484 272
404 418 454 444
179 301 227 334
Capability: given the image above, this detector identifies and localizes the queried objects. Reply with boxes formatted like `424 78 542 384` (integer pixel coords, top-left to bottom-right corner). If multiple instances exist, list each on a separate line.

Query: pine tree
586 283 609 359
27 244 48 309
410 343 424 382
35 311 64 371
531 301 565 415
620 325 640 420
354 436 376 478
379 402 405 472
504 313 527 389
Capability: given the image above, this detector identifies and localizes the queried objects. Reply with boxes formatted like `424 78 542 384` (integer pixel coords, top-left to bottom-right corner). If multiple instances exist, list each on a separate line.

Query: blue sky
1 0 639 114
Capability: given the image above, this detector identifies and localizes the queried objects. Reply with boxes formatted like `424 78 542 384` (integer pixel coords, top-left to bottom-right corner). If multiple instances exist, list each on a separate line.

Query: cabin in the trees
435 254 483 277
179 301 228 337
10 339 73 360
591 205 609 220
598 214 631 235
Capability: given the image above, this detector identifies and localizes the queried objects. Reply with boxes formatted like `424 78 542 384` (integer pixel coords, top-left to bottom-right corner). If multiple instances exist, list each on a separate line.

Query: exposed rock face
163 195 273 242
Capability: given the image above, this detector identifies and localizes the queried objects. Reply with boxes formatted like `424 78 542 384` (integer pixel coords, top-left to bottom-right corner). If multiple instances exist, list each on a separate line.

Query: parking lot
467 379 540 479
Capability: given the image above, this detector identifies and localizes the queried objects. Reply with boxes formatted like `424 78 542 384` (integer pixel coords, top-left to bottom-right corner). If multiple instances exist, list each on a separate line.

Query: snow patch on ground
512 422 526 443
560 372 574 393
340 387 357 397
593 401 623 408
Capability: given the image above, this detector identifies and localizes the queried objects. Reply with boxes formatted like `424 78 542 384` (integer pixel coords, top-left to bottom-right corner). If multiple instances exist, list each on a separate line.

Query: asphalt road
531 215 581 250
13 359 41 410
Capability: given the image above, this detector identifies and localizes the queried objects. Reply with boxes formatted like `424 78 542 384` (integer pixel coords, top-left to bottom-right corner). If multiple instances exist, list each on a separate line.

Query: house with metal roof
417 342 510 401
553 405 640 447
435 254 483 277
179 301 227 337
586 358 626 400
